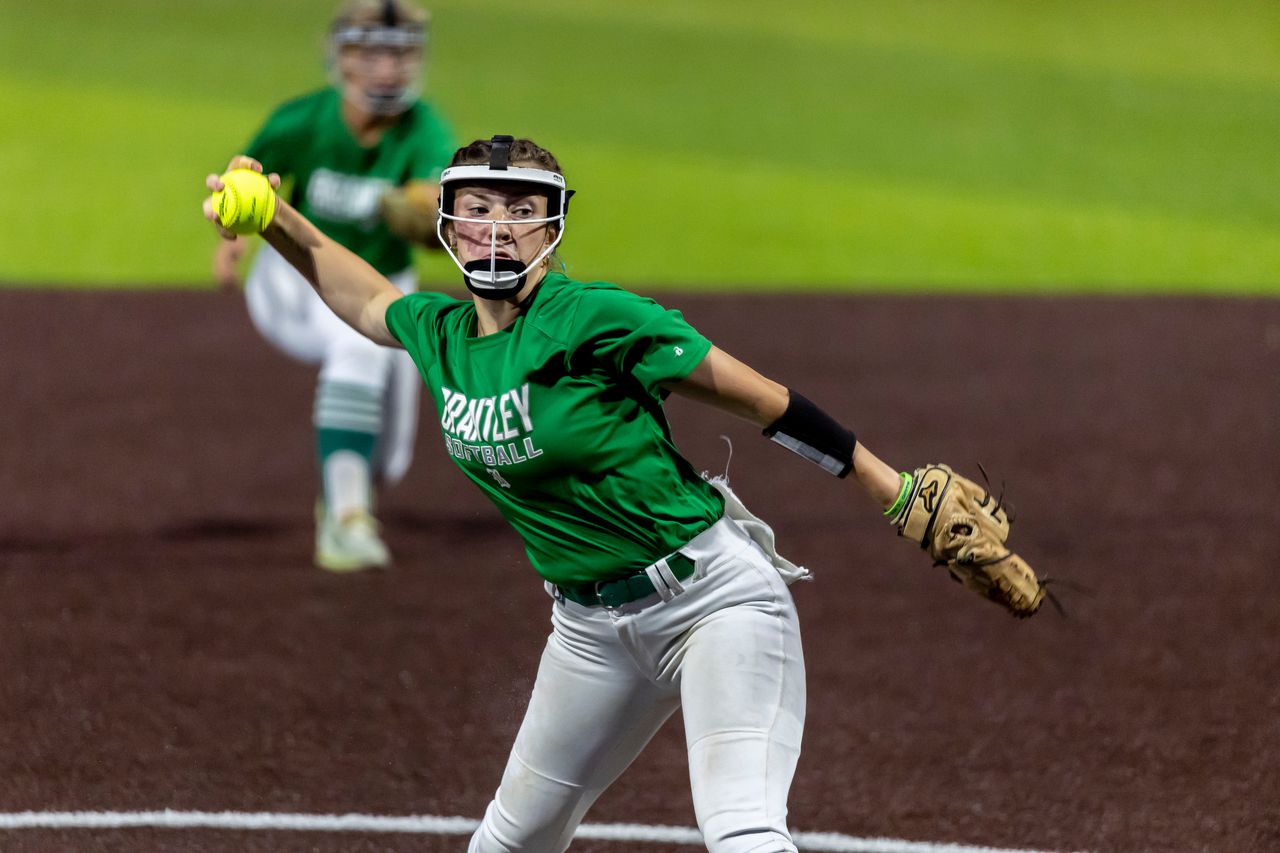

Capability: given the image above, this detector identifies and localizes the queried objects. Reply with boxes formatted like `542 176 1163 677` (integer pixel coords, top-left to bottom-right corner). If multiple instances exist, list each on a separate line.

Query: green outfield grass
1 0 1277 291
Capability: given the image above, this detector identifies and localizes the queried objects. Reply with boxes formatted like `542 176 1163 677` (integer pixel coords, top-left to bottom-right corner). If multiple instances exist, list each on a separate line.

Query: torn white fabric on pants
704 475 811 585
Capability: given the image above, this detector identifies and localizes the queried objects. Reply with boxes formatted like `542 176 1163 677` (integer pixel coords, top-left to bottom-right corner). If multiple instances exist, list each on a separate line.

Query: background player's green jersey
245 88 456 275
385 272 725 585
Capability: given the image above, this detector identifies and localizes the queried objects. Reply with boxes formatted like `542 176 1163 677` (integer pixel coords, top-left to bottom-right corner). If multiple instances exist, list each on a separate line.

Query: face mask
436 140 573 300
329 19 426 117
440 207 563 300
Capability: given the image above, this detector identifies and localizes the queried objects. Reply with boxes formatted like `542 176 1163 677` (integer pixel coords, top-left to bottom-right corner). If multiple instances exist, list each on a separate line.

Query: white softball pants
243 245 420 484
469 513 807 853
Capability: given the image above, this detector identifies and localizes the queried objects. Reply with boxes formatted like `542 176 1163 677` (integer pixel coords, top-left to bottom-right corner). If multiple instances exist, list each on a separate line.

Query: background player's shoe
314 502 391 572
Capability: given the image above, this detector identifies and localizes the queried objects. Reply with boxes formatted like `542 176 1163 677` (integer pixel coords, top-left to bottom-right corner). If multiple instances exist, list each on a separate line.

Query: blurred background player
213 0 457 571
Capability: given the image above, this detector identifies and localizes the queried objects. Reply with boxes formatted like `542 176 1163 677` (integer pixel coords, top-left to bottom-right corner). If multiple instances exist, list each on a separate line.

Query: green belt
556 552 697 608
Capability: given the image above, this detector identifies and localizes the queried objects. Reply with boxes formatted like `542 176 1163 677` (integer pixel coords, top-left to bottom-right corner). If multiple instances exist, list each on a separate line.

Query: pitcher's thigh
470 608 678 853
680 586 806 853
243 246 330 364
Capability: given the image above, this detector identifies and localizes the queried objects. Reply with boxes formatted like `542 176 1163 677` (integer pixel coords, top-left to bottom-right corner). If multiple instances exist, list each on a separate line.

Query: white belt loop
656 556 687 596
544 580 565 603
643 558 680 602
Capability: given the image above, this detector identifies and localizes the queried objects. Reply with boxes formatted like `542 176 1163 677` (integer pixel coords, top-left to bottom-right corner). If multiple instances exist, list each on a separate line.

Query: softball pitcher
204 136 1044 851
213 0 456 571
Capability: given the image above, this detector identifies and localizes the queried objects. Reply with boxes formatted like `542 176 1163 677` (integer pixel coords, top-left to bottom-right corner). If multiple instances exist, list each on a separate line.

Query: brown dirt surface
1 289 1278 853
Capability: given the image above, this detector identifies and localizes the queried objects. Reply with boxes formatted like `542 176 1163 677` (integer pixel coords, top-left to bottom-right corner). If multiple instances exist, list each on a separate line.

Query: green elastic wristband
884 471 913 518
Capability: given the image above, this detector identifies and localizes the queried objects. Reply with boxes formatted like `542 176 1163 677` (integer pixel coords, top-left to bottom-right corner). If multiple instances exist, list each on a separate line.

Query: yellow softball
211 168 277 235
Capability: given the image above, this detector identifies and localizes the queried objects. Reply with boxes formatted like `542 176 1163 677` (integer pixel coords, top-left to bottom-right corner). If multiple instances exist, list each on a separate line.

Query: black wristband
761 390 856 478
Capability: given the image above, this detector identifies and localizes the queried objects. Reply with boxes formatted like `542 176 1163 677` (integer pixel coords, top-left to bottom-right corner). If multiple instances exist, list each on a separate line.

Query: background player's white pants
243 244 419 484
470 515 806 853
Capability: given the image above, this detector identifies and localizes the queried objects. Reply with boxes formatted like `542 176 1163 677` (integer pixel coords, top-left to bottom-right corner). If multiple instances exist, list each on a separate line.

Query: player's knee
468 797 575 853
701 824 798 853
698 806 797 853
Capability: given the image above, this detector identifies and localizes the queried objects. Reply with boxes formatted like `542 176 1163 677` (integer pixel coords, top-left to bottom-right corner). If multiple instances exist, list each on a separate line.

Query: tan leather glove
890 463 1044 617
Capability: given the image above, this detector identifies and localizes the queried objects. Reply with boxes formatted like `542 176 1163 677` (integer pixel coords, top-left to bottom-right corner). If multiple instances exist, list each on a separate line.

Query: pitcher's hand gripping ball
890 463 1045 617
211 168 277 235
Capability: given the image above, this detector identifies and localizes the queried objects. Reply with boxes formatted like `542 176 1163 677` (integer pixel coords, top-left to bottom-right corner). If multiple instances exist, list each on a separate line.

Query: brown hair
449 138 564 177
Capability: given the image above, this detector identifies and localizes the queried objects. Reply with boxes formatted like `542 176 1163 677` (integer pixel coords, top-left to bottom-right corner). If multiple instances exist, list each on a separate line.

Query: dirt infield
1 290 1277 853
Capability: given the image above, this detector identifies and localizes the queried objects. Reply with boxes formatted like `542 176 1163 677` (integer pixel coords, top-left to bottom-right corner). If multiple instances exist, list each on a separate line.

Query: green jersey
245 88 456 275
385 272 725 585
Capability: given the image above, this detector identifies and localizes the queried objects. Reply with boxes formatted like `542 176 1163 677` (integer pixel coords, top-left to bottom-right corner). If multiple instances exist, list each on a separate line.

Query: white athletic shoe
314 503 392 572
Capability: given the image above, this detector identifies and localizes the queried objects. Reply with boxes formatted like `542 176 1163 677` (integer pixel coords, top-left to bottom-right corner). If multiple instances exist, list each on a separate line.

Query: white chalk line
0 810 1083 853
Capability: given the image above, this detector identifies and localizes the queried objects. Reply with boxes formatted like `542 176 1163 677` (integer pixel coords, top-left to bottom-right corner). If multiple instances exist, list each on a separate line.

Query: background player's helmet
438 136 574 301
328 0 429 117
